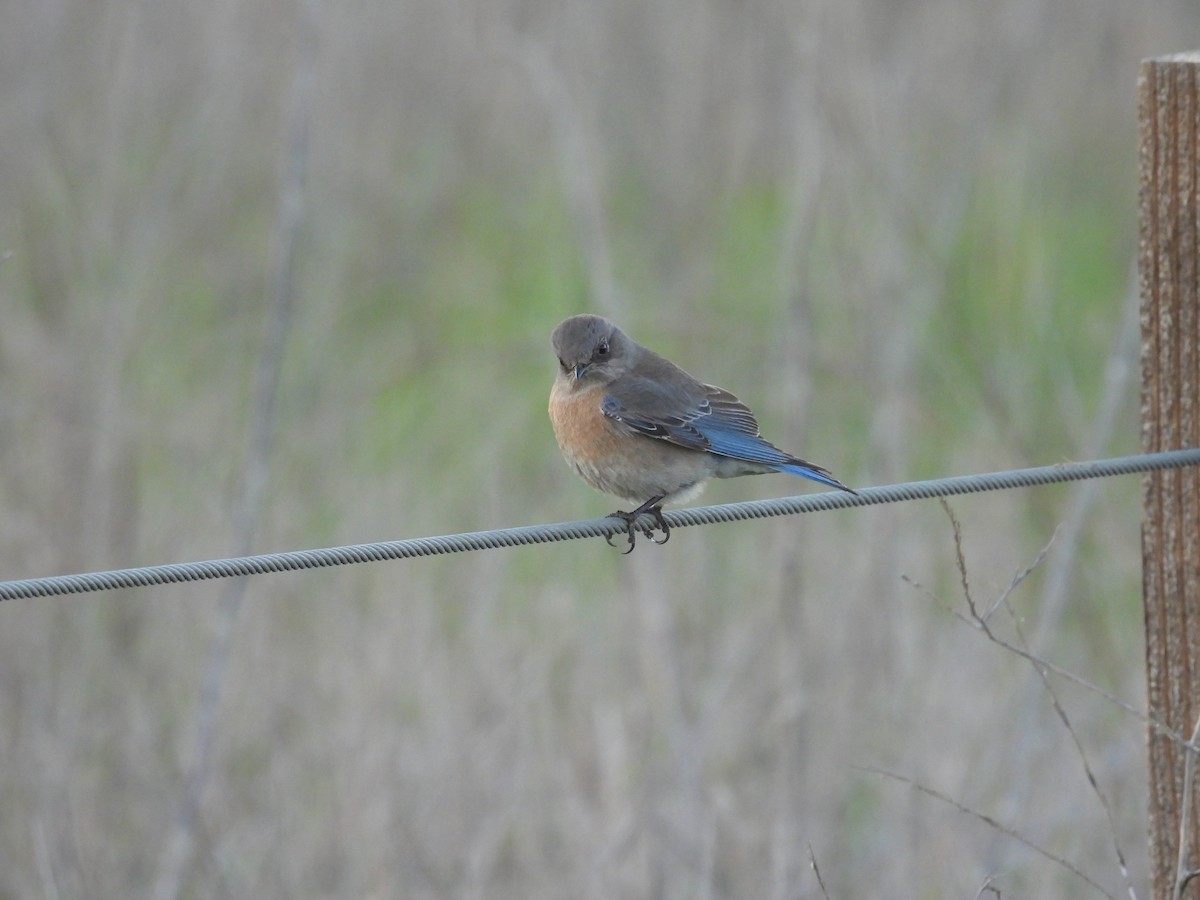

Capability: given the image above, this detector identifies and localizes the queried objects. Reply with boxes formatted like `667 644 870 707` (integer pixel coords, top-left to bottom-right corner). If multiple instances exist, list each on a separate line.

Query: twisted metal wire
2 448 1196 600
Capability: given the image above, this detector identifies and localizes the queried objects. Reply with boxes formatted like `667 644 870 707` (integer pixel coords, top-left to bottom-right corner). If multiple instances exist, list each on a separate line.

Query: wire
1 448 1197 601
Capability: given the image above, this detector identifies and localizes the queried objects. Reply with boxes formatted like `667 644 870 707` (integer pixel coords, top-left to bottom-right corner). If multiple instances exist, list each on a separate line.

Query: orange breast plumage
553 378 630 453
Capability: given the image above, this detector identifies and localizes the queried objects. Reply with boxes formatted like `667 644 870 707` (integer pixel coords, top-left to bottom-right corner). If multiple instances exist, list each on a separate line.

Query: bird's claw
606 507 670 553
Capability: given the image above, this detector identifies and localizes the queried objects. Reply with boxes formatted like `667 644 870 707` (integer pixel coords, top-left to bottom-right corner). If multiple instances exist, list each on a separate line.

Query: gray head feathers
551 314 635 383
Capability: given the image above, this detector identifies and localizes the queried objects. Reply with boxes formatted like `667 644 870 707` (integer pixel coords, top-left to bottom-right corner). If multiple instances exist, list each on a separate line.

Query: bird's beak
573 363 590 380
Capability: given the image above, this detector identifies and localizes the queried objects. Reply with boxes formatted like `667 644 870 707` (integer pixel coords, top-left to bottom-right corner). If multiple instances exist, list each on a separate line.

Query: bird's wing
601 375 791 465
602 371 853 492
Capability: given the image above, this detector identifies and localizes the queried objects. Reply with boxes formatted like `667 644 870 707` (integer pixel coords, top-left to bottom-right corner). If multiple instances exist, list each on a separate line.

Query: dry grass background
0 0 1195 897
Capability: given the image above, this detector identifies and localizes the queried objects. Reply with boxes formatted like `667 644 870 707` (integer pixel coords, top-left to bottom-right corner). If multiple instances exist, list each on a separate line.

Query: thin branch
939 499 976 618
974 872 1004 899
807 843 831 900
149 3 319 899
902 539 1200 757
982 526 1059 624
944 503 1135 896
918 503 1142 897
998 591 1138 900
1174 715 1200 900
902 570 1176 741
861 766 1115 898
1031 271 1139 649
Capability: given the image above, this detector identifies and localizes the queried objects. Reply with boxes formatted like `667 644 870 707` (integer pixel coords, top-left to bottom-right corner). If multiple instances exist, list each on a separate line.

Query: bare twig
939 499 977 618
1173 715 1200 900
861 766 1115 898
150 3 320 899
808 843 831 900
901 526 1200 756
916 503 1139 898
974 872 1004 899
982 528 1059 624
999 591 1138 900
902 570 1165 735
1031 272 1139 648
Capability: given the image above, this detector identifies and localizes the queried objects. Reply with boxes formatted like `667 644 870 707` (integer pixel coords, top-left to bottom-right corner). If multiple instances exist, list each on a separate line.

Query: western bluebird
549 314 854 551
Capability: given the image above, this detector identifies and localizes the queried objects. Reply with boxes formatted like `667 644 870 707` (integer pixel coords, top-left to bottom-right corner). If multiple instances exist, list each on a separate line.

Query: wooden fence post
1140 52 1200 900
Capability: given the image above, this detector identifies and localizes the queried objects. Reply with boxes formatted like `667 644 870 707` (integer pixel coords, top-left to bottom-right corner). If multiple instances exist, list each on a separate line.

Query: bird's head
551 315 633 385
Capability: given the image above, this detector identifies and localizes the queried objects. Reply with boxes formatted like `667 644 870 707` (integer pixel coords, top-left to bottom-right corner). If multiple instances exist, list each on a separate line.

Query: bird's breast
549 376 717 504
549 379 627 465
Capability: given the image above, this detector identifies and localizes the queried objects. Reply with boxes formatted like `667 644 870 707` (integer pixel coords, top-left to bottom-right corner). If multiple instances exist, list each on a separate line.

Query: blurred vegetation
0 0 1190 896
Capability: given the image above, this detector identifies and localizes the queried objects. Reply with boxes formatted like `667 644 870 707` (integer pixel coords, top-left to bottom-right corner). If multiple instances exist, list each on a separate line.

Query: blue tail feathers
775 461 856 493
700 428 854 493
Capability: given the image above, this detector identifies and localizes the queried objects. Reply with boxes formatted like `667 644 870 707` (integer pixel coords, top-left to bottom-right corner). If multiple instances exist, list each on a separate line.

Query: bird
548 314 854 552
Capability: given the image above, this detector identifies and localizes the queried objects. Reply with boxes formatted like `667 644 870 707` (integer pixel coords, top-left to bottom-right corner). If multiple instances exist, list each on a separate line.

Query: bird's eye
558 357 570 373
596 340 610 357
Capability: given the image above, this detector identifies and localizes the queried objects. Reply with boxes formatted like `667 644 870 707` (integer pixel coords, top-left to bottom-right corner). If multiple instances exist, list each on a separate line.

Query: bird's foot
606 504 669 554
